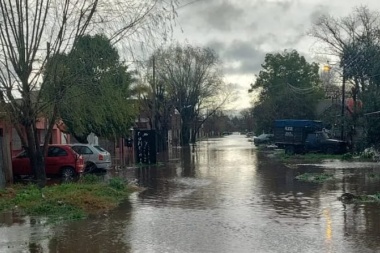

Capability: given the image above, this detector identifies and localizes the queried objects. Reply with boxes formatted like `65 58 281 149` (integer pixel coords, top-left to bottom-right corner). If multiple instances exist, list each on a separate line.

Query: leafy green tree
42 35 137 142
0 0 178 187
249 50 323 134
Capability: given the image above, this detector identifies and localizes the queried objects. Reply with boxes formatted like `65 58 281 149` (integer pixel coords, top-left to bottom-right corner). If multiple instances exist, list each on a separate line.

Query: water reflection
2 134 380 252
47 200 132 252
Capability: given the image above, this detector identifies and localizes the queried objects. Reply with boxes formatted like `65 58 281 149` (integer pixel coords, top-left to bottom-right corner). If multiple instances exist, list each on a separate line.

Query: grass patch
359 193 380 203
340 193 380 203
356 193 380 202
368 173 380 180
0 175 135 223
296 172 334 183
277 151 375 163
279 153 345 163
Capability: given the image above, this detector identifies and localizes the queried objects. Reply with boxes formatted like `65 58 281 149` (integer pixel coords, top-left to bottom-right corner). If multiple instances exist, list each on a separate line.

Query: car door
45 146 69 174
71 145 93 164
12 150 31 175
305 133 320 151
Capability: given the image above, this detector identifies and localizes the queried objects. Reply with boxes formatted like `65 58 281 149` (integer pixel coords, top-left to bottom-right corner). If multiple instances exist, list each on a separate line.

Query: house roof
316 99 341 116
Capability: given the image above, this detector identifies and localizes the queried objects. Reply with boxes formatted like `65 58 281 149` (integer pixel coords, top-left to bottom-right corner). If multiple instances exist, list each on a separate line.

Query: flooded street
2 133 380 252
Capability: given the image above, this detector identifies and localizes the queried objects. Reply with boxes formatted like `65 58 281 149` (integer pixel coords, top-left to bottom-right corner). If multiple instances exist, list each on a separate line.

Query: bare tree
310 6 380 149
0 0 178 187
310 6 380 91
152 44 230 145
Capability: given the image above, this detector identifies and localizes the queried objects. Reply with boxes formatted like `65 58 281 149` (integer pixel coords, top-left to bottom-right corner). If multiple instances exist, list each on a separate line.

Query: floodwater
2 134 380 253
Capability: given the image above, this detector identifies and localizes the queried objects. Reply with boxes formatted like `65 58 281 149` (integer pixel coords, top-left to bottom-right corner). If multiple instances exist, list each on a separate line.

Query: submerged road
1 133 380 252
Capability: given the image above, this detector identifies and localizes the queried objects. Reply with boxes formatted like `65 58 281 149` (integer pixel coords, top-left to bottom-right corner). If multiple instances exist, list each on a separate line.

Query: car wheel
84 162 97 173
326 147 334 155
285 145 295 155
13 174 21 182
61 167 75 178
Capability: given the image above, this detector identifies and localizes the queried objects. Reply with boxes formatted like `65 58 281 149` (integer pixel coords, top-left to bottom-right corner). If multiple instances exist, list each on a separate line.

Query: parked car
12 145 84 178
70 144 112 172
253 133 274 146
246 132 254 137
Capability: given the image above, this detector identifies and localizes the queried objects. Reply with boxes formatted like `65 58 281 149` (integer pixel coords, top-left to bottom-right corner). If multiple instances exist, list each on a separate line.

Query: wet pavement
2 134 380 252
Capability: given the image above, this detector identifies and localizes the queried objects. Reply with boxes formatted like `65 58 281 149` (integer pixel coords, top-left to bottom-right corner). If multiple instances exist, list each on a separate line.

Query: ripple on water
169 177 212 188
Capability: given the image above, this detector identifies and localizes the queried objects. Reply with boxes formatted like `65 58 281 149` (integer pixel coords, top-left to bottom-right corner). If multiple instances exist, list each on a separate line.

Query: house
0 118 69 157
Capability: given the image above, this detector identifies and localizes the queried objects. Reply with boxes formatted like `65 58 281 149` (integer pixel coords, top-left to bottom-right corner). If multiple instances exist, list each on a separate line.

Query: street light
323 65 331 72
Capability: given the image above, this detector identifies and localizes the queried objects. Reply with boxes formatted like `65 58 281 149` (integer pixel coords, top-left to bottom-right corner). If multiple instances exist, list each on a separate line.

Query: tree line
242 6 380 153
0 1 230 188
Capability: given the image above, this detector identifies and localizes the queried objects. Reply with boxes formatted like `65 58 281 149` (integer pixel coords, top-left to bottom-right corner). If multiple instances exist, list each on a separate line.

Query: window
72 146 93 155
16 150 28 158
94 145 106 152
48 147 68 157
81 146 93 154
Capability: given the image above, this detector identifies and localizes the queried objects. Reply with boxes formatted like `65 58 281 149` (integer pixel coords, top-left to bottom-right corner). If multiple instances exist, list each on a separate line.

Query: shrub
341 153 353 160
80 174 101 184
296 173 334 183
108 177 125 190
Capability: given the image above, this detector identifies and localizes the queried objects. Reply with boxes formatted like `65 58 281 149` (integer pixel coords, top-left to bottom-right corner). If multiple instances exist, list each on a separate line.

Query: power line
287 83 316 95
177 0 202 10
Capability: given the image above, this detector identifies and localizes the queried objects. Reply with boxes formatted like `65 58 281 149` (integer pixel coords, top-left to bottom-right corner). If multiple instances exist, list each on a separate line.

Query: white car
253 133 274 146
70 144 112 172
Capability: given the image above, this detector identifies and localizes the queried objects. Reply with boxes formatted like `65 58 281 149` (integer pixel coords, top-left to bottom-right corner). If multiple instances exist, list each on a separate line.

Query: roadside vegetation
338 192 380 203
296 173 380 203
273 149 377 163
353 193 380 203
279 153 345 163
296 172 334 183
0 175 137 223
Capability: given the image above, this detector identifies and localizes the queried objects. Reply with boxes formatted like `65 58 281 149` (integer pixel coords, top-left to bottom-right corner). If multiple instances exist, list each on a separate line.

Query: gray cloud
207 39 267 75
247 22 258 32
197 0 245 31
174 0 380 110
224 40 262 61
252 0 298 11
276 0 297 11
206 40 226 54
310 5 330 23
282 29 306 47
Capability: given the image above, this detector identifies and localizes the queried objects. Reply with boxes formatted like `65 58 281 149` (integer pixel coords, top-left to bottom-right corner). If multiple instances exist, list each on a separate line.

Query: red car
12 145 84 177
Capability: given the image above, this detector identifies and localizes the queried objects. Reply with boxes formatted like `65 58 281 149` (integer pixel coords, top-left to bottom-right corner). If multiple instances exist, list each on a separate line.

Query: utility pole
152 55 158 154
340 66 346 140
152 55 156 131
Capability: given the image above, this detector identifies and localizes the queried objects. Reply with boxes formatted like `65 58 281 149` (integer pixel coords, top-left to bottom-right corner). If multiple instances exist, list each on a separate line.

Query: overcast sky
172 0 380 110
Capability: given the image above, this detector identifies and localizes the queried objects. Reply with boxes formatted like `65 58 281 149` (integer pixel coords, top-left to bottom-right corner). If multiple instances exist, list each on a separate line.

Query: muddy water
2 134 380 252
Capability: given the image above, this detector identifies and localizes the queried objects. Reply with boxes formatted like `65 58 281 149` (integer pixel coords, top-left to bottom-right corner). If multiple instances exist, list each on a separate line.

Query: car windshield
94 145 106 152
16 150 27 158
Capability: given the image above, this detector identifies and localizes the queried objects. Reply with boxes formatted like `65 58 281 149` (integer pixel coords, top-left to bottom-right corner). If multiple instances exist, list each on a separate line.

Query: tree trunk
181 123 191 146
0 135 6 189
25 124 46 188
191 129 196 144
156 129 168 152
2 129 13 184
